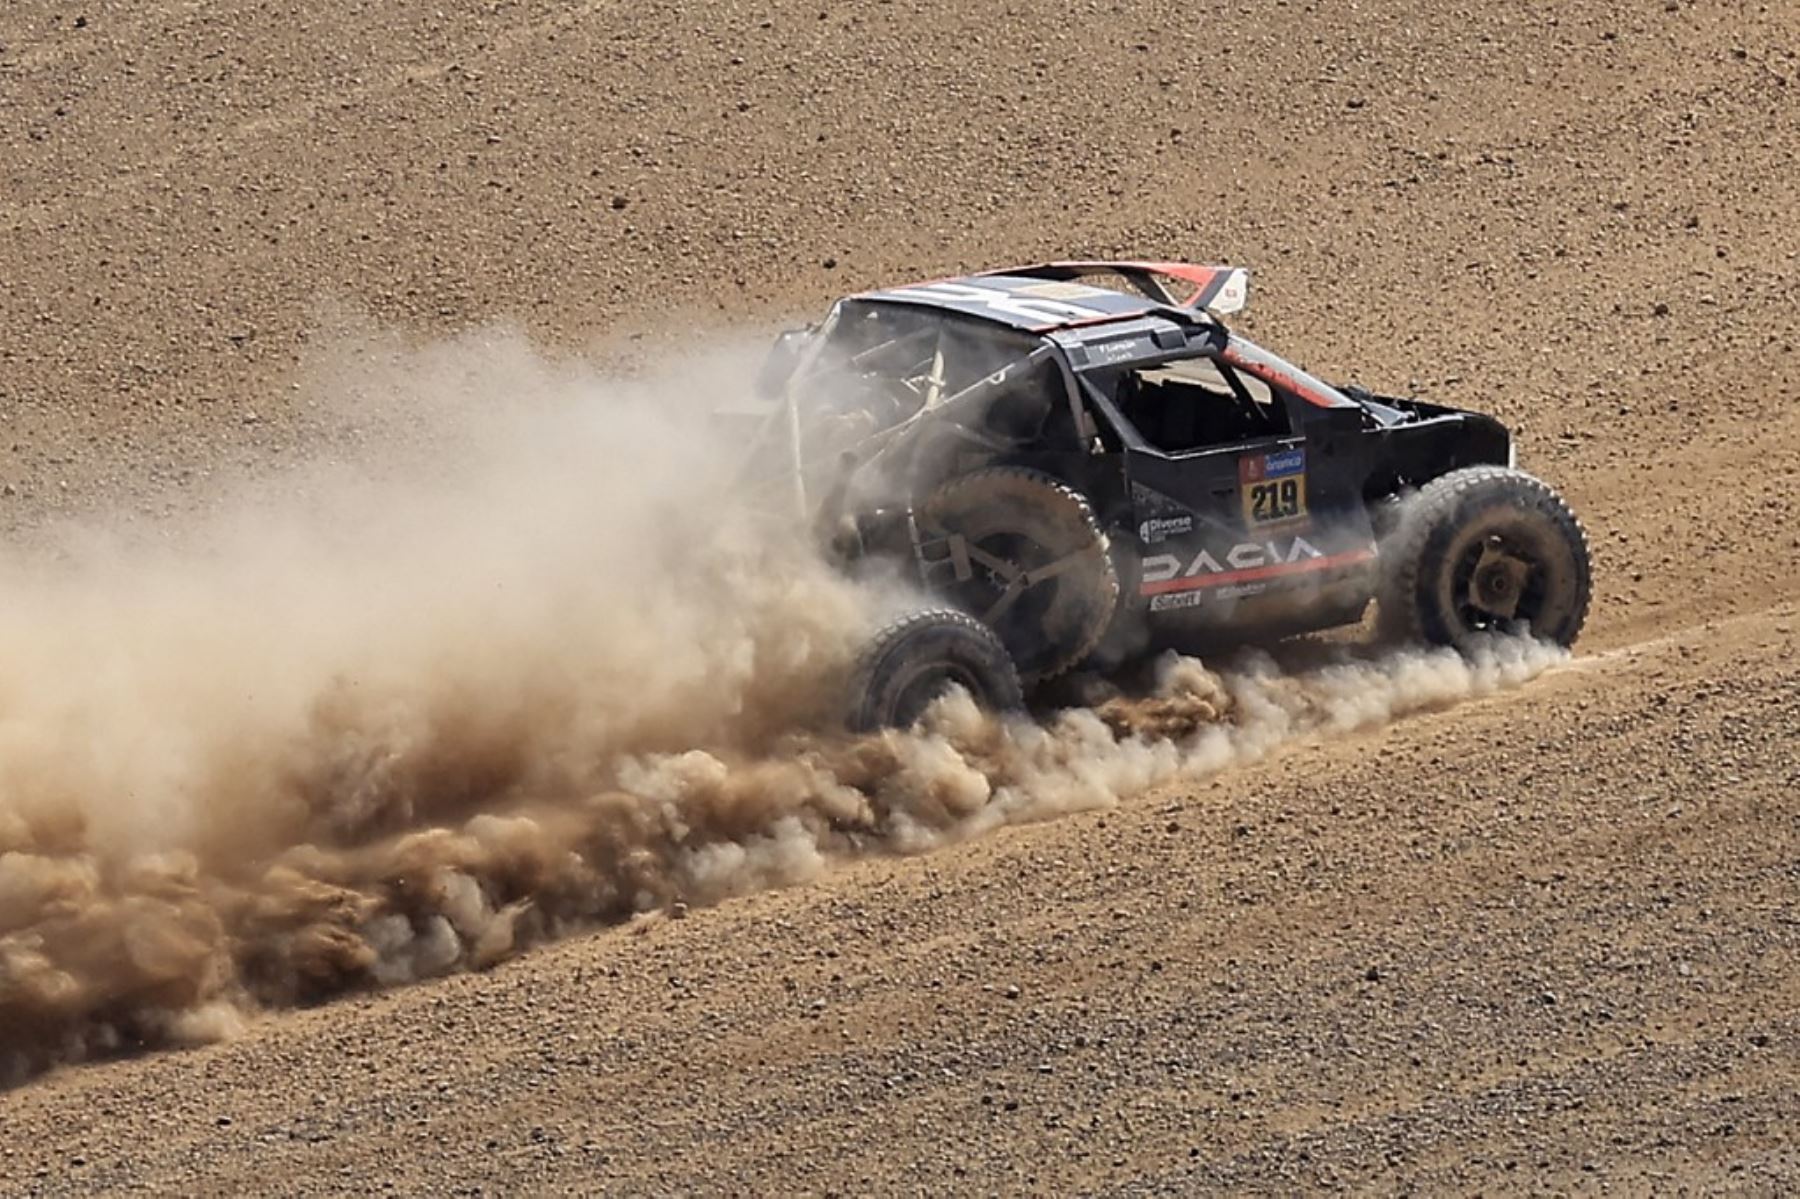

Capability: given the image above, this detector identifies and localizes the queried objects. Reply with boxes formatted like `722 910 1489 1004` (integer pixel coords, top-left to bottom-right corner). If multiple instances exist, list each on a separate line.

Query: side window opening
981 353 1099 454
1113 357 1289 453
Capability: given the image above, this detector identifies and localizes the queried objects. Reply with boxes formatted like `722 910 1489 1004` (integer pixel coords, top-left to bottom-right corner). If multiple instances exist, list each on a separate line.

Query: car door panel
1126 434 1375 625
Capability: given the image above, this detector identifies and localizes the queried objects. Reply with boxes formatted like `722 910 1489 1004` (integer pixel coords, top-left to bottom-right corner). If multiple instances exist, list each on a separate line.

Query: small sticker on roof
1084 338 1146 364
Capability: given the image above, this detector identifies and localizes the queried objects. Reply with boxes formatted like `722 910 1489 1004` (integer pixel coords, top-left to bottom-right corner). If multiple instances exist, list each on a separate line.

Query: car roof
846 263 1360 412
853 261 1244 332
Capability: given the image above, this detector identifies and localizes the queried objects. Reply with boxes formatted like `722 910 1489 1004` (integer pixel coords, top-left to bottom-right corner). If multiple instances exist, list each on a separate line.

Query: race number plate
1240 447 1308 527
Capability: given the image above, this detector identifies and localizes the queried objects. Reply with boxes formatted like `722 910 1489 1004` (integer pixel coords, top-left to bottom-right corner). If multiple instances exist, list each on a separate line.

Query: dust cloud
0 326 1562 1085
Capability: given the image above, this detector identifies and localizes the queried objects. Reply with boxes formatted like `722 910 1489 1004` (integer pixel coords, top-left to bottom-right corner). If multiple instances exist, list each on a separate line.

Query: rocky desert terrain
1 0 1796 1193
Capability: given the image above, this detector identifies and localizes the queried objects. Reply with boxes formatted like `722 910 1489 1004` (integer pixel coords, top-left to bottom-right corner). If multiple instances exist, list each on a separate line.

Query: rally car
742 260 1591 730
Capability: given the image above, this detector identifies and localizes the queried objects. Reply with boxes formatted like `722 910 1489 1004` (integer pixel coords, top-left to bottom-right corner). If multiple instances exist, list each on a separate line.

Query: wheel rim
949 532 1065 676
918 470 1119 683
1449 532 1551 635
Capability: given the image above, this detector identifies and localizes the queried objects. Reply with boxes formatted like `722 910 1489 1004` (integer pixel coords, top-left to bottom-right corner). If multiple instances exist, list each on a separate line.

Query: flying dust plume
0 326 1562 1084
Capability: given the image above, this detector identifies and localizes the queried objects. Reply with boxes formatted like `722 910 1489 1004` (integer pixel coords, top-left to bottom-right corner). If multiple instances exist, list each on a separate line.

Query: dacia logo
1140 536 1324 584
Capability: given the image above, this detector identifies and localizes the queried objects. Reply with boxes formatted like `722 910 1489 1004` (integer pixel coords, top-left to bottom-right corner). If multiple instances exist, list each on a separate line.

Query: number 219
1248 477 1304 523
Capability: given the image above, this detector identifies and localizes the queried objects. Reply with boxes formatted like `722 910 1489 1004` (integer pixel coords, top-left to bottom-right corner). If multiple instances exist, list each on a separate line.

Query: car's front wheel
1377 466 1591 649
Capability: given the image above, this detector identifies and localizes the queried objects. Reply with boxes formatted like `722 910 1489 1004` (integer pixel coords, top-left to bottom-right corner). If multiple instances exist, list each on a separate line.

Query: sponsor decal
1148 581 1268 612
1149 590 1209 612
1139 538 1375 598
1207 272 1248 313
1265 448 1305 477
1238 446 1305 485
1137 514 1194 545
1240 447 1308 526
1141 536 1324 586
1085 338 1143 364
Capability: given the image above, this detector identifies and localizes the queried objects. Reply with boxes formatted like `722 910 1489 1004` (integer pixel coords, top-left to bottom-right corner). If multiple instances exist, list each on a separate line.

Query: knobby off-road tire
1377 466 1592 649
845 608 1024 732
918 467 1119 684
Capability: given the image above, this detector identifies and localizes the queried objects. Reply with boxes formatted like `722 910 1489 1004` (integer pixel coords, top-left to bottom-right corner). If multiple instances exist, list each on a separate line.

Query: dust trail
0 326 1562 1085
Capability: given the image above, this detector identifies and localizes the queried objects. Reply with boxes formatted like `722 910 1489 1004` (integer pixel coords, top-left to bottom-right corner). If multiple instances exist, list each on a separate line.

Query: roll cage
746 295 1382 520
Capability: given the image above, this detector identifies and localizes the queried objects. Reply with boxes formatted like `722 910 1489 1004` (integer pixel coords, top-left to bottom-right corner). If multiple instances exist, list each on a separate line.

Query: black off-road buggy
741 261 1591 730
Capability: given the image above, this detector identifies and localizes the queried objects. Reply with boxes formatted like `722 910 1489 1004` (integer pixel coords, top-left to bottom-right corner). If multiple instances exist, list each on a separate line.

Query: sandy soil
1 0 1795 1193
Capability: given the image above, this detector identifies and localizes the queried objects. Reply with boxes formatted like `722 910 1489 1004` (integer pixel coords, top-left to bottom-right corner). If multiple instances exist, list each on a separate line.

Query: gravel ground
1 0 1796 1193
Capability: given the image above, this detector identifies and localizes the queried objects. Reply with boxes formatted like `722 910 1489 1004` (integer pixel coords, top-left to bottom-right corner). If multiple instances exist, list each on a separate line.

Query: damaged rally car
743 261 1591 730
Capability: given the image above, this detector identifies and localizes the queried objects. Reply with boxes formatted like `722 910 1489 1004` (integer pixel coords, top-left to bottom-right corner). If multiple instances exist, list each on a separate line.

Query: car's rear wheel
918 467 1118 684
845 608 1024 732
1377 466 1591 649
